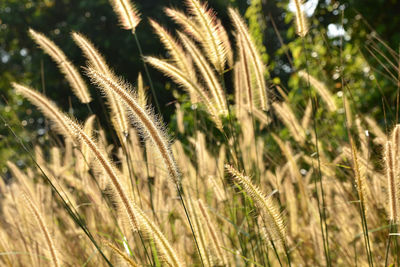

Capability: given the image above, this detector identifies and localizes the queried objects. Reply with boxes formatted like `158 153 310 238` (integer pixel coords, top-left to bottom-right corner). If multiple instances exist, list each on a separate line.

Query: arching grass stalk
87 68 204 266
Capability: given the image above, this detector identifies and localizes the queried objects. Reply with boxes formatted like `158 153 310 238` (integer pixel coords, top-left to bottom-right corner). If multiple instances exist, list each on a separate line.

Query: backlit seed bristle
365 116 386 144
237 34 253 112
136 72 147 107
71 32 110 74
392 126 400 221
164 7 203 41
293 0 309 37
16 84 140 233
197 199 228 265
29 29 91 103
187 197 212 267
6 2 396 265
392 124 400 161
131 202 184 266
109 0 141 32
68 118 140 231
234 62 245 117
272 101 306 144
301 99 312 129
252 108 271 128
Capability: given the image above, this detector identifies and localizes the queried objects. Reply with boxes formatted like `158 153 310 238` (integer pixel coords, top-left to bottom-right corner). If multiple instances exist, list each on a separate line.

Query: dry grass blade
29 29 91 103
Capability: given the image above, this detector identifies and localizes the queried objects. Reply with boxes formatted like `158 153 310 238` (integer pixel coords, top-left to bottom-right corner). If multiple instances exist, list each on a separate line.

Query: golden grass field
1 0 399 266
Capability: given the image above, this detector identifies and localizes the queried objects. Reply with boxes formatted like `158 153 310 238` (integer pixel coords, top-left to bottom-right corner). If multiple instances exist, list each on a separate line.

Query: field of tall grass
1 0 399 266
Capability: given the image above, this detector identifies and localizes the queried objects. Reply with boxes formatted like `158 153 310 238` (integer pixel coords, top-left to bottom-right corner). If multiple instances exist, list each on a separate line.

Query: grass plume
29 29 91 103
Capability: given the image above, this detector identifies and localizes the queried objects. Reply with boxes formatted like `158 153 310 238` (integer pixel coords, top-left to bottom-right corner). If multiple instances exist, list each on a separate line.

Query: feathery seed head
29 29 91 103
71 32 110 74
13 83 76 141
225 164 286 248
349 138 368 212
293 0 309 37
392 124 400 159
72 33 129 139
145 56 223 130
184 0 231 73
385 141 398 222
86 67 181 184
229 8 268 111
110 0 141 32
178 32 228 114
